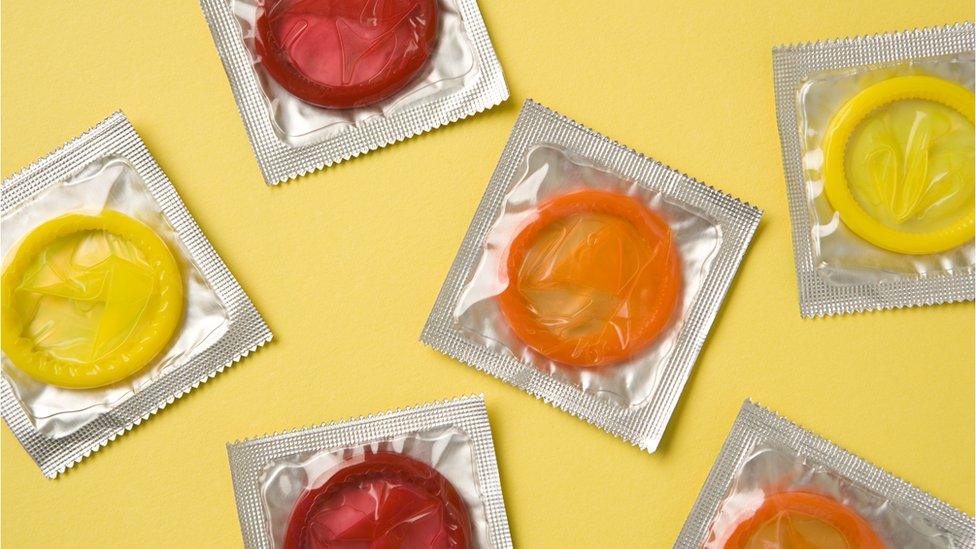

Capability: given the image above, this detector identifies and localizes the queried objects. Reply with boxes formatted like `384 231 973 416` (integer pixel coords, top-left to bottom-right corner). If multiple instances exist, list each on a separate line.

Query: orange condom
498 190 681 368
723 492 884 549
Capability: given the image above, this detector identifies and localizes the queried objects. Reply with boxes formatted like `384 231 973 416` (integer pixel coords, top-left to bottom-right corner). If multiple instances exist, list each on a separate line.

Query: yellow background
2 1 973 547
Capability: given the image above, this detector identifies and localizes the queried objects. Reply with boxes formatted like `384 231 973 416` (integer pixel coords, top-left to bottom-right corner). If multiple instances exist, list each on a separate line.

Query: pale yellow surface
1 1 973 547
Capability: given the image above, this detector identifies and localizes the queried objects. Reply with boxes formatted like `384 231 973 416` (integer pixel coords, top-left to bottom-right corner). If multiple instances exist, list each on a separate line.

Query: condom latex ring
722 492 883 549
498 190 682 368
257 0 440 109
284 451 471 549
823 75 975 254
1 211 184 389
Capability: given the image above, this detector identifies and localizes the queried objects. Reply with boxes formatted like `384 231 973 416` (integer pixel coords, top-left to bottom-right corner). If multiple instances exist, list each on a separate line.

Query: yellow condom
823 75 975 254
1 211 183 389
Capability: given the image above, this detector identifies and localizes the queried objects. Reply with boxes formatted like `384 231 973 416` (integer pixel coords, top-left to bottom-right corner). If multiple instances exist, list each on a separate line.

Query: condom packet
422 100 761 452
773 23 975 317
1 112 272 478
675 400 974 548
227 394 512 548
199 0 508 185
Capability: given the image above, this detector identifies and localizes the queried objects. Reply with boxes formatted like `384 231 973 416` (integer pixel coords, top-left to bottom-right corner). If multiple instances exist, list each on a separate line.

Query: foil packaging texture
226 394 512 549
422 100 762 453
200 0 509 184
1 112 272 478
773 22 976 316
675 400 975 548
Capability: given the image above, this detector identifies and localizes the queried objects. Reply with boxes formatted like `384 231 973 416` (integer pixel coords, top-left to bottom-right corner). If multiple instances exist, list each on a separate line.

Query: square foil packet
200 0 508 185
2 112 272 477
227 394 512 548
422 100 762 452
773 23 975 316
676 401 975 548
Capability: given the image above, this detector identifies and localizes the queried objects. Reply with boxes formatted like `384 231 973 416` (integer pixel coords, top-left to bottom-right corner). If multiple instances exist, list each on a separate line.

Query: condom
256 0 440 109
2 113 271 478
677 401 972 548
723 492 883 549
823 75 975 254
283 452 471 549
203 0 506 184
427 103 758 450
1 211 183 389
498 190 682 368
228 397 509 547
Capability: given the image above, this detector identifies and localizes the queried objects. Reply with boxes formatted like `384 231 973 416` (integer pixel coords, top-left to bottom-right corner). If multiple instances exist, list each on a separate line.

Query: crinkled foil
452 143 722 409
2 155 231 440
1 112 273 478
199 0 508 185
226 394 512 549
422 100 762 452
773 22 976 317
675 400 975 548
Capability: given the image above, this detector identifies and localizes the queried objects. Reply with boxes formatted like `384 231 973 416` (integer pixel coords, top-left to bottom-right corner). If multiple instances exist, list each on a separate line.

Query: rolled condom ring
498 190 682 368
257 0 440 109
1 211 183 389
283 451 472 549
721 491 883 549
823 75 975 254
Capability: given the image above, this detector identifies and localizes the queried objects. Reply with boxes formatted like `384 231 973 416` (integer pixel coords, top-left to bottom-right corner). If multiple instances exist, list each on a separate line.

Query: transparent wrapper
675 401 975 548
227 395 512 548
773 23 976 316
1 113 272 477
422 100 761 452
200 0 508 185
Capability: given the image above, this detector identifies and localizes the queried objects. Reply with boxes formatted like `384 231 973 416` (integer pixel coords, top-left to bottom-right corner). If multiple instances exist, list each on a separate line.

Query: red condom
256 0 439 109
283 452 471 549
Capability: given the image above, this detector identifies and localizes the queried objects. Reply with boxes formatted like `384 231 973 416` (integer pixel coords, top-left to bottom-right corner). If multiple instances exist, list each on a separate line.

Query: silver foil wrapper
1 112 272 477
199 0 508 185
676 400 975 548
422 100 762 452
226 394 512 548
773 23 976 316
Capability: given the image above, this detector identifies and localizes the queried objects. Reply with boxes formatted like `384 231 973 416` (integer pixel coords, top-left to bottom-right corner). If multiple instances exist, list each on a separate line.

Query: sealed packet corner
421 99 762 453
675 400 975 548
1 112 272 478
199 0 509 185
226 394 512 549
773 22 976 317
